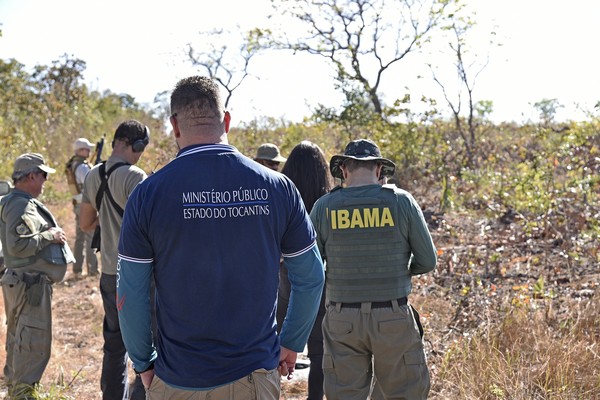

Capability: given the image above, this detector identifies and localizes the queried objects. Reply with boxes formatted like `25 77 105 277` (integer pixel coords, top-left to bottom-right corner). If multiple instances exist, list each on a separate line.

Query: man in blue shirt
117 76 325 399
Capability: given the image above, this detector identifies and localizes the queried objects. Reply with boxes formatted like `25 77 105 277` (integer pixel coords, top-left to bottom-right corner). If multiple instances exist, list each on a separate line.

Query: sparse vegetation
1 42 599 399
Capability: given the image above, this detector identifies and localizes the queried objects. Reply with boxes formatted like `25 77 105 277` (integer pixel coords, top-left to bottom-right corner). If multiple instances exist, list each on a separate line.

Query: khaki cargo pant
146 368 280 400
1 270 53 387
322 300 430 400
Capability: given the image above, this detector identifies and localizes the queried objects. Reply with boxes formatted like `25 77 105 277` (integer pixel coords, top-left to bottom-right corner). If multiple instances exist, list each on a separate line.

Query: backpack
65 155 88 195
90 161 129 252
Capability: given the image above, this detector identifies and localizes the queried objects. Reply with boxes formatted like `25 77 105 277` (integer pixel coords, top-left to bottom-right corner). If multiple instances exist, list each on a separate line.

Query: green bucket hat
330 139 396 179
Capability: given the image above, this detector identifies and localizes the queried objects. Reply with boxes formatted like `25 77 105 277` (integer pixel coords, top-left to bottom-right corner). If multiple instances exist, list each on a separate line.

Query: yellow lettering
338 210 350 229
381 208 394 227
330 207 394 229
350 209 364 228
330 208 336 229
363 208 379 227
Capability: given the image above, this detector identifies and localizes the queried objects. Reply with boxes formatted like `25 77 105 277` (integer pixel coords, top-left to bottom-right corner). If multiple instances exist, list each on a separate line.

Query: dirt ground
0 206 310 399
1 193 596 399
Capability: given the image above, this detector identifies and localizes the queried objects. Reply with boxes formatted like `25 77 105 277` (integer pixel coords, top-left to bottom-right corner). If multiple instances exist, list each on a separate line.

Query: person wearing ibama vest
309 139 437 400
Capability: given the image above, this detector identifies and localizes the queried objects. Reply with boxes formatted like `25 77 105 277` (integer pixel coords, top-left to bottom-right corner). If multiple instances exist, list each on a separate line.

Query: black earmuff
132 125 150 153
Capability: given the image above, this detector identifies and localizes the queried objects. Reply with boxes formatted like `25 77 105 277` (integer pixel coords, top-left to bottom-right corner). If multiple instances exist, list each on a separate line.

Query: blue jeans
100 273 145 400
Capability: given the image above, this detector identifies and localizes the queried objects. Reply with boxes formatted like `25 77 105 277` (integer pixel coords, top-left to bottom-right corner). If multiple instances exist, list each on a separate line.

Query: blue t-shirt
117 144 323 389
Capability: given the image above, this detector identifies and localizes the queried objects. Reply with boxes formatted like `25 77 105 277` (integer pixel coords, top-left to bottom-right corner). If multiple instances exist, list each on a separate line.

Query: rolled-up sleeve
279 244 325 352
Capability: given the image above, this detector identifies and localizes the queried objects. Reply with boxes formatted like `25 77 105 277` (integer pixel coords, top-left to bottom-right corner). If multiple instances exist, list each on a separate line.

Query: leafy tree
533 98 563 127
0 55 161 197
0 58 43 177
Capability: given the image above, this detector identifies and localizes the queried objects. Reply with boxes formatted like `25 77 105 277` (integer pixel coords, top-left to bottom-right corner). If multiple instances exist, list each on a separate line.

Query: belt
330 297 407 309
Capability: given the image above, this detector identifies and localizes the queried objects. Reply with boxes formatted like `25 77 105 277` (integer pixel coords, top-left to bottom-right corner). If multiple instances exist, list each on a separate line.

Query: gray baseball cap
13 153 56 175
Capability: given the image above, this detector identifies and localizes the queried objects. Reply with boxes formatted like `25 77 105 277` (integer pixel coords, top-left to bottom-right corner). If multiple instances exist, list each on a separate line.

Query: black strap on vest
95 161 129 217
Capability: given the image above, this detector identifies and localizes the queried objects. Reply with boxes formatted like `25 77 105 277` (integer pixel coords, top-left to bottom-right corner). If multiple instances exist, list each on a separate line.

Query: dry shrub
433 297 600 399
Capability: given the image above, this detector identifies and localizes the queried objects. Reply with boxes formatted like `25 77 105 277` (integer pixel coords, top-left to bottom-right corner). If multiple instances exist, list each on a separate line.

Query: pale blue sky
1 0 599 124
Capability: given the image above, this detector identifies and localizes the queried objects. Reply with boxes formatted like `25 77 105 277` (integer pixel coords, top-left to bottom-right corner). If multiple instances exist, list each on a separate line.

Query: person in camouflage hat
329 138 396 180
310 139 437 399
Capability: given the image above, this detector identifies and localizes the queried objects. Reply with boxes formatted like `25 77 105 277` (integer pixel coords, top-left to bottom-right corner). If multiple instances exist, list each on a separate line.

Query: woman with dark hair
277 140 333 400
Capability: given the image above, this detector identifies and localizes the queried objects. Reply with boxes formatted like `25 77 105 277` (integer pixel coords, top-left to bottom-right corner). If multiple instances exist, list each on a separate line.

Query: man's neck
344 172 379 187
179 133 228 148
14 183 36 197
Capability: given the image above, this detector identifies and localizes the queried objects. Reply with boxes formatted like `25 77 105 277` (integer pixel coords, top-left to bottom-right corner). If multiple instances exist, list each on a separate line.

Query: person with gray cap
254 143 287 171
0 153 75 398
309 139 437 400
66 138 98 278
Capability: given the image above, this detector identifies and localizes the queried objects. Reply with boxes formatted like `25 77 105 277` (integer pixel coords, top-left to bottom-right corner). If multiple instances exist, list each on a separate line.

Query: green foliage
0 55 162 203
533 98 563 126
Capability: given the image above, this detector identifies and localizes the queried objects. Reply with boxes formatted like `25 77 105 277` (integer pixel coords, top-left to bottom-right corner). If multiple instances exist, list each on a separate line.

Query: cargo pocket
230 373 254 398
147 375 166 397
16 315 48 354
404 350 426 366
322 355 337 396
403 349 430 395
250 368 279 400
0 270 21 287
379 317 406 334
328 319 353 336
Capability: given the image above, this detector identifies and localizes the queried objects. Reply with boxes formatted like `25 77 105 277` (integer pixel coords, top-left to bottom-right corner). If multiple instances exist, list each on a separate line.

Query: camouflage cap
330 139 395 179
13 153 56 175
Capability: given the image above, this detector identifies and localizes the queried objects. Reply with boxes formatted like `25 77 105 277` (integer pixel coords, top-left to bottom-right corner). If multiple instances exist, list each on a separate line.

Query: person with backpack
79 120 149 400
66 138 98 278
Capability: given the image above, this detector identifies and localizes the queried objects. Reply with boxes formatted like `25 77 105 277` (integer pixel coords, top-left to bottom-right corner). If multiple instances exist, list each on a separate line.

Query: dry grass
1 198 598 399
426 294 600 399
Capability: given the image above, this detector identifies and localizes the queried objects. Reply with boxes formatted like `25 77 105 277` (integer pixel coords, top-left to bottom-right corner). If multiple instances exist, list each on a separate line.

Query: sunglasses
265 160 280 167
37 170 48 179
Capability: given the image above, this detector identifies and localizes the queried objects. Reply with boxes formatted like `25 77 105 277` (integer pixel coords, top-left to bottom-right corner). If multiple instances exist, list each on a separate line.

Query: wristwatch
134 362 154 375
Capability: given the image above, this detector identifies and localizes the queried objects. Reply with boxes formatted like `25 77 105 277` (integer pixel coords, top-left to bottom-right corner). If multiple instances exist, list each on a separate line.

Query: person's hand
278 346 298 380
140 369 155 389
48 227 66 244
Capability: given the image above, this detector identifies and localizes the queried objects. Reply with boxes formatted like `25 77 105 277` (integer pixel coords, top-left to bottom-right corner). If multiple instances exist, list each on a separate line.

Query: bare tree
430 14 494 166
271 0 457 116
187 28 270 108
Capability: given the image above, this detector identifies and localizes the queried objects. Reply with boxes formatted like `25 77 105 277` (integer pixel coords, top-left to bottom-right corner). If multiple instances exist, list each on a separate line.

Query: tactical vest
65 155 88 195
322 185 413 303
0 191 72 271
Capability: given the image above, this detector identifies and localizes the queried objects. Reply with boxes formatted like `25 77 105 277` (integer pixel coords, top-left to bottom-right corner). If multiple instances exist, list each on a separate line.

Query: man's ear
170 115 180 138
377 163 383 179
224 111 231 133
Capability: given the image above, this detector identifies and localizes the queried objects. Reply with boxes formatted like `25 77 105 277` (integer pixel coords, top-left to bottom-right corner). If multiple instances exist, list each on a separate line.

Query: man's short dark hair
113 120 148 146
170 76 224 120
343 158 380 173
